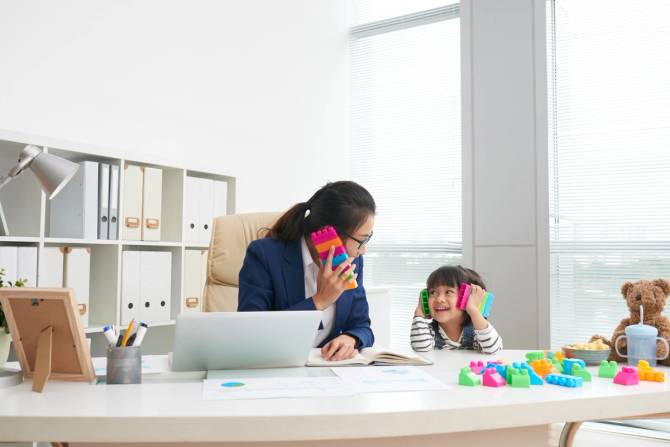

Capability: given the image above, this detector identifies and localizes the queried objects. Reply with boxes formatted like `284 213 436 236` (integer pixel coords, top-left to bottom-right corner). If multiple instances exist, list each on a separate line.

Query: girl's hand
415 291 428 317
313 246 358 310
321 334 358 361
466 284 486 317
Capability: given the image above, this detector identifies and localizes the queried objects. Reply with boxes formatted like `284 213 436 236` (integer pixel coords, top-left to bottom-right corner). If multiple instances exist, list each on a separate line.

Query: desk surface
1 349 669 443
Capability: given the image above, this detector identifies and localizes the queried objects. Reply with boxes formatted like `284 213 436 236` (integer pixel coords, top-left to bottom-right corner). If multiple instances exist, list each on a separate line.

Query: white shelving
0 130 235 333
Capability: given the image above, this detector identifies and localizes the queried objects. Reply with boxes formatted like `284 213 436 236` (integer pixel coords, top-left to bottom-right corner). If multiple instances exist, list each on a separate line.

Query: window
350 2 461 348
548 0 670 349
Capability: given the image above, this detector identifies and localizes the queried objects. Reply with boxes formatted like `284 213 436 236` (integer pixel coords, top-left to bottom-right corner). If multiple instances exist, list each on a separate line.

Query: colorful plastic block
513 362 543 385
310 226 357 289
482 367 506 387
562 358 586 375
530 359 553 378
637 360 665 382
459 367 482 386
555 351 565 362
545 373 583 388
526 351 545 363
469 361 485 375
457 283 494 317
510 369 531 388
598 360 618 379
614 367 639 386
571 365 592 382
551 358 564 374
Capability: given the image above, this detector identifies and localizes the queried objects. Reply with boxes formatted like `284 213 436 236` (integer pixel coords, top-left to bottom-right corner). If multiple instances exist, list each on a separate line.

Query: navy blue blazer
238 237 374 349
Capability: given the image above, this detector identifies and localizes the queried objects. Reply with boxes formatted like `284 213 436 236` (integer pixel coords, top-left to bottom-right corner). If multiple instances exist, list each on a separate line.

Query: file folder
197 178 214 246
49 161 99 239
139 251 171 322
142 167 162 241
121 250 140 325
98 163 110 239
108 164 120 240
183 176 199 245
63 247 91 328
183 249 205 313
122 164 143 241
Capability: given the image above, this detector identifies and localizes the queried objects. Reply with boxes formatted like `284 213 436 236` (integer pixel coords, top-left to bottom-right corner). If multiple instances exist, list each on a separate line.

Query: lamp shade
28 151 79 200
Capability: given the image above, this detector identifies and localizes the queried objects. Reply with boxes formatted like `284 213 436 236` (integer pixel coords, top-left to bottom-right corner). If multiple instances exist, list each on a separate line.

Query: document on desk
330 366 449 393
202 377 353 400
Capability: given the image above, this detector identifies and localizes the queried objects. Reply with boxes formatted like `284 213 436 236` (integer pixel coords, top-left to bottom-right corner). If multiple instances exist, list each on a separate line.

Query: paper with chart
330 365 449 393
202 376 353 400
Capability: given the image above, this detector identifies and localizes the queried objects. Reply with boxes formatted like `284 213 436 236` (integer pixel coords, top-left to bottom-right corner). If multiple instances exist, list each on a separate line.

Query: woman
238 181 375 361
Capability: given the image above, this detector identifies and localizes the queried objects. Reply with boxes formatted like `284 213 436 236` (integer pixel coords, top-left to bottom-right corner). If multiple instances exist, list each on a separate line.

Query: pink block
483 367 506 387
457 283 471 310
469 361 485 375
311 226 338 245
614 366 639 386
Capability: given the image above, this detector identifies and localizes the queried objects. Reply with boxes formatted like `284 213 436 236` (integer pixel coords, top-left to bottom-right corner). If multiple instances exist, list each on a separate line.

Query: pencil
120 319 135 347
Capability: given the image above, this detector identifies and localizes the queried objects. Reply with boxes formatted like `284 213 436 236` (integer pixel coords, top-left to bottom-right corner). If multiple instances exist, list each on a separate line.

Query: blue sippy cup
615 305 670 366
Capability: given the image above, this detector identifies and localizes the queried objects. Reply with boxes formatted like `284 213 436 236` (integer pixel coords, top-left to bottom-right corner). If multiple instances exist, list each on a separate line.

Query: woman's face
344 214 374 258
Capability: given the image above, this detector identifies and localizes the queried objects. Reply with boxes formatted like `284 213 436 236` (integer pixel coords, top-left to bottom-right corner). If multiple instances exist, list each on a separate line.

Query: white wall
461 0 549 349
0 0 349 213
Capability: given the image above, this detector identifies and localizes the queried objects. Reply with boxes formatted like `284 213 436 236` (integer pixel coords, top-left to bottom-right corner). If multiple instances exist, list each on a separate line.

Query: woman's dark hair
266 181 376 241
426 265 487 327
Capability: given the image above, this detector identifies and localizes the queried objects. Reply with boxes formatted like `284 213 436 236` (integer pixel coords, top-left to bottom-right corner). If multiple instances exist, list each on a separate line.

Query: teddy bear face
621 279 670 319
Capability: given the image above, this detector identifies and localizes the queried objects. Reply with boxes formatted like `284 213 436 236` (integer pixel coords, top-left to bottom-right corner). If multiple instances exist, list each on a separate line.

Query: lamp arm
0 175 12 190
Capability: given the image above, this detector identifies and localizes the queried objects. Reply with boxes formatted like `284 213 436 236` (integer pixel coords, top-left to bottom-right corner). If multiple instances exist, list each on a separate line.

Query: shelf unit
0 130 235 333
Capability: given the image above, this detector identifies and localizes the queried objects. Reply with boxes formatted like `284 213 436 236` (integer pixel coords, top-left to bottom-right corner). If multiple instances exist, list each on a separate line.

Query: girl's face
343 214 374 258
428 284 464 323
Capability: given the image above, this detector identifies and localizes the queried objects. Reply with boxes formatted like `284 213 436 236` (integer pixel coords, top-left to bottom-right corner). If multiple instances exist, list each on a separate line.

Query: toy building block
598 360 618 379
562 358 586 376
469 361 485 375
310 226 357 290
513 362 543 385
545 373 583 388
457 283 495 317
551 358 564 374
526 351 545 363
530 359 554 378
459 367 482 386
509 368 531 388
614 367 639 386
555 351 565 362
482 367 506 387
571 365 592 382
637 360 665 382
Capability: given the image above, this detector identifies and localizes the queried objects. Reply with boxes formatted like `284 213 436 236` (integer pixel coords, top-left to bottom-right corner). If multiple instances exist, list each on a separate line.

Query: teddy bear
590 278 670 367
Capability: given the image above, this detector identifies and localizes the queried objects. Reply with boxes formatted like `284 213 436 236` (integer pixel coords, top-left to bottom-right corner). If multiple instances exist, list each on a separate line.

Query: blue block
546 373 583 388
513 362 543 385
329 253 348 268
562 358 586 375
481 293 494 317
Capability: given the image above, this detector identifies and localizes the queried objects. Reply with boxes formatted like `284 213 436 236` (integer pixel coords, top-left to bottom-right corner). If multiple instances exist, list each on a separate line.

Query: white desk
1 350 669 447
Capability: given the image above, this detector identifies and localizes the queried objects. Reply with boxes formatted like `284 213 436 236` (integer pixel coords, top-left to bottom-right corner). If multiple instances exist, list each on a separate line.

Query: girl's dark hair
266 181 376 241
426 265 487 328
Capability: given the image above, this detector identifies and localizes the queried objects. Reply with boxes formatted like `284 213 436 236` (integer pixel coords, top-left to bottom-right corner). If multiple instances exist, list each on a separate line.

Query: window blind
350 3 462 348
548 0 670 349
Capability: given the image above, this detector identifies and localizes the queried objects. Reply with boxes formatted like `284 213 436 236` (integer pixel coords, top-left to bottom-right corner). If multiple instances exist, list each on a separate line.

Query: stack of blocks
457 283 494 317
637 360 665 382
310 226 357 290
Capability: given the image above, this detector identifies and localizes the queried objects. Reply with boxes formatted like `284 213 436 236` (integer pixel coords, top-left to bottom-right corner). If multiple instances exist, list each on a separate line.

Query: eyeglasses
342 231 373 249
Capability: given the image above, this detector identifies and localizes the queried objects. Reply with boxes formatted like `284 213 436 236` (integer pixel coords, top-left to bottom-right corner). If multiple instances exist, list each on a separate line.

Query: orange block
637 360 665 382
530 359 553 378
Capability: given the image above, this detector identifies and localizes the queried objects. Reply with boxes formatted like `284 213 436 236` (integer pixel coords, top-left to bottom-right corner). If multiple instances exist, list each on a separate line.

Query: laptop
170 311 323 371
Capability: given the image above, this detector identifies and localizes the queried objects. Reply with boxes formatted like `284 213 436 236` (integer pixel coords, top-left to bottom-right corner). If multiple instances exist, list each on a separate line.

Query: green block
572 365 592 382
506 366 517 383
510 369 531 388
526 351 545 362
598 360 618 378
459 367 481 386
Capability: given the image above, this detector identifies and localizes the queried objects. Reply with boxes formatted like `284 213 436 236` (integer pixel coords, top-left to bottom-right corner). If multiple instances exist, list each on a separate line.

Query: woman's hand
313 246 358 310
321 334 358 361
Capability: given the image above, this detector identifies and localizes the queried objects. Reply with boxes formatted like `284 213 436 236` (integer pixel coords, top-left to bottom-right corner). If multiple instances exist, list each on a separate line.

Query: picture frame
0 288 94 392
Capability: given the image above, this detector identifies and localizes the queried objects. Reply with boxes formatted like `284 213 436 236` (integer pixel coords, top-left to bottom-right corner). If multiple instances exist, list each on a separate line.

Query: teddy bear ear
652 278 670 296
621 282 634 297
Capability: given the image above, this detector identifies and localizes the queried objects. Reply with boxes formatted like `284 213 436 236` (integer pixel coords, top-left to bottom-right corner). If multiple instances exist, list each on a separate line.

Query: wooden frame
0 288 94 392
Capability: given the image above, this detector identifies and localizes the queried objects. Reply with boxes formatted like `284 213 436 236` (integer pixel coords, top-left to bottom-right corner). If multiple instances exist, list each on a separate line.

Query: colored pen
103 325 117 347
116 334 123 347
131 322 148 347
120 319 135 347
126 333 137 346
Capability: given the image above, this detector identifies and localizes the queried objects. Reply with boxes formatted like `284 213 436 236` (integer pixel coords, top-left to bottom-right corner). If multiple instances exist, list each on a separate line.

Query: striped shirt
410 316 503 354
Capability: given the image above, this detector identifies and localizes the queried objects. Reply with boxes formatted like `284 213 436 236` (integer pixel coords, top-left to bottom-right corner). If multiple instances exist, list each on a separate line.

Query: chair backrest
203 212 280 312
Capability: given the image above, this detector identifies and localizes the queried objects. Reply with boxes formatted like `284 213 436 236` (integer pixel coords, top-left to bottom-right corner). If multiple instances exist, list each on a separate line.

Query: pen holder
106 346 141 385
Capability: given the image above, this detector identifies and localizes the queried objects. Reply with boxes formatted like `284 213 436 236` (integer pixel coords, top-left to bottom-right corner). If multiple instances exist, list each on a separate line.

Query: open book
306 347 432 366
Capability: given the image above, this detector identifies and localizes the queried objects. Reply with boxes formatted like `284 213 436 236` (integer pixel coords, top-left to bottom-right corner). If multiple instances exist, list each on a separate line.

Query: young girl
410 265 503 354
